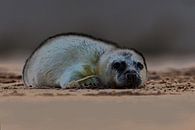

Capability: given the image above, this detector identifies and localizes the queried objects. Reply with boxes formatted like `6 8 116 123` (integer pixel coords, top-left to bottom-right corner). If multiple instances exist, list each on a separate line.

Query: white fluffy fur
23 35 114 88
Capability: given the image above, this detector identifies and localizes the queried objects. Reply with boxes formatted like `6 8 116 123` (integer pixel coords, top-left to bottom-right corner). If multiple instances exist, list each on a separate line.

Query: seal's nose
125 70 141 88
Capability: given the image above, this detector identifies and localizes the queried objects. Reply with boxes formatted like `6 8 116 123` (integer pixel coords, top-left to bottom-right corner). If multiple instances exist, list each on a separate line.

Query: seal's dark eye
137 62 144 70
112 61 126 72
112 62 120 69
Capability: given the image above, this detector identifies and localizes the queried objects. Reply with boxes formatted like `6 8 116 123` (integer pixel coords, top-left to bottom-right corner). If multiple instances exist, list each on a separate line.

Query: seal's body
23 33 147 89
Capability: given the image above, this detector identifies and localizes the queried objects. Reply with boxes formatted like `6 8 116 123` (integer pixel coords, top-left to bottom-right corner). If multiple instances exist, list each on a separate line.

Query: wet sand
0 58 195 130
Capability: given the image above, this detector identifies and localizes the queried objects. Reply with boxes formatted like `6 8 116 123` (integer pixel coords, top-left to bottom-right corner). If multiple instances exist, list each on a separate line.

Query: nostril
126 73 131 80
125 70 137 78
126 73 136 81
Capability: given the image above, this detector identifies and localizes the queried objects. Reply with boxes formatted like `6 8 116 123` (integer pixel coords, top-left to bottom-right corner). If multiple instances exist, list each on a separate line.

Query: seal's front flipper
78 75 103 89
65 75 102 89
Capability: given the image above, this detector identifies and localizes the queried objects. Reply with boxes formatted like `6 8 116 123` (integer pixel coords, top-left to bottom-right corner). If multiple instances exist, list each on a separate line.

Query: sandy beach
0 57 195 130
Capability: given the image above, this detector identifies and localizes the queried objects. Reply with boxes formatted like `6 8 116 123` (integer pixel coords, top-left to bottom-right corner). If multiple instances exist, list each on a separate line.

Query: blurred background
0 0 195 59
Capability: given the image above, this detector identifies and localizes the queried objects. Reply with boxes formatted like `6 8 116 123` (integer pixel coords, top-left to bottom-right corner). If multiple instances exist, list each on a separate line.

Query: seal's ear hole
137 62 144 70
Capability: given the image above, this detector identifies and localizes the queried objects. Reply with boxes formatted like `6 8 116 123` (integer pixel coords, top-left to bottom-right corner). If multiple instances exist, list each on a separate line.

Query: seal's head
99 49 147 88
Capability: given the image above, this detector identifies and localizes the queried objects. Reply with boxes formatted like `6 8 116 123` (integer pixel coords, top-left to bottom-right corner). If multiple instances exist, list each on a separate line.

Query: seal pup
23 33 147 89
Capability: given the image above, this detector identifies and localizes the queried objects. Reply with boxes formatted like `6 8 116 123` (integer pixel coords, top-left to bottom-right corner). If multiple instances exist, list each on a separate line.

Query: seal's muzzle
125 70 141 88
